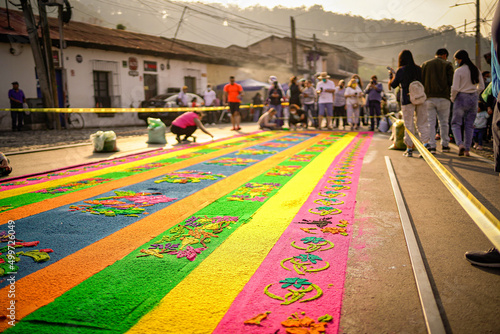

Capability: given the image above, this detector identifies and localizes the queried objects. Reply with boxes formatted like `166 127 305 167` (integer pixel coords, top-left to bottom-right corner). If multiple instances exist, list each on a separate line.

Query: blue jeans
303 103 317 127
451 92 478 150
473 128 487 146
270 104 283 126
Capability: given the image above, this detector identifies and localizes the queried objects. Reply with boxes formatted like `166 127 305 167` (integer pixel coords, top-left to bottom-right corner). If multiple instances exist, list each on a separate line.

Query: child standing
473 108 490 150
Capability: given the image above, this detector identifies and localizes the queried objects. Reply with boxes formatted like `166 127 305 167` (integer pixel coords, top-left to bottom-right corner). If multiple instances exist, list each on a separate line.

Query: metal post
291 16 298 75
476 0 481 70
19 0 54 109
39 1 61 129
313 34 318 79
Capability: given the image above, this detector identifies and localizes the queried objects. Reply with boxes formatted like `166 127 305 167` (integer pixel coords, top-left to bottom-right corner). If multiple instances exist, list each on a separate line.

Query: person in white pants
389 49 430 157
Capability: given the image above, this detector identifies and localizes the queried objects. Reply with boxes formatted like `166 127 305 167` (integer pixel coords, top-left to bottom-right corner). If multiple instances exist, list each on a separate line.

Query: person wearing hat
8 81 26 131
316 72 336 129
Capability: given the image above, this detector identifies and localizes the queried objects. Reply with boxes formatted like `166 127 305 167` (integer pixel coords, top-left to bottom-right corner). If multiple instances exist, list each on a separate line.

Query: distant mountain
28 2 494 78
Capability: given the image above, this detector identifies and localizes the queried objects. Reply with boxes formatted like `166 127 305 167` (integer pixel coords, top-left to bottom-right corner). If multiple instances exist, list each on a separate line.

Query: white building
0 8 213 130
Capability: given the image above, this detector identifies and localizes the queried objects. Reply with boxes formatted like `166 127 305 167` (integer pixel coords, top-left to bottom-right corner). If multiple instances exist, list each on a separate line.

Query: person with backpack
450 50 485 157
389 49 431 157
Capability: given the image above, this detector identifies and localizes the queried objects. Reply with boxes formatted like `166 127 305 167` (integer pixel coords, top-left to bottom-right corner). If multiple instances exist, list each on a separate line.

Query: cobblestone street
0 126 148 153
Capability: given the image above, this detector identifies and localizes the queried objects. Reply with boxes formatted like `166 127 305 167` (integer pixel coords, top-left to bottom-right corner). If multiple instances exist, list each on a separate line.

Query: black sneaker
403 148 413 157
442 146 450 152
175 135 181 143
429 147 436 154
465 248 500 268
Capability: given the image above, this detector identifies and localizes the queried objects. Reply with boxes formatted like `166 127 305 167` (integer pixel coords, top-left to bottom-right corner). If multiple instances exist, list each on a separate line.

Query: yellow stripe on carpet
126 132 357 334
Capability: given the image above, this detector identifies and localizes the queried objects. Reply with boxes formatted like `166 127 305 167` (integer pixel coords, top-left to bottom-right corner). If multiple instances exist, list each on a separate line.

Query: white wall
0 42 208 130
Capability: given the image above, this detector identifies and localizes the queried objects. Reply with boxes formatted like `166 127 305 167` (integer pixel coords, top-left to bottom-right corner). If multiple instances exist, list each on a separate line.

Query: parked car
138 93 205 125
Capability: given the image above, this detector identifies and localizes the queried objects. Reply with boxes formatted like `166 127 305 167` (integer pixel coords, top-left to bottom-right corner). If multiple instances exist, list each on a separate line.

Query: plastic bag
147 117 167 144
90 131 117 152
388 119 406 150
0 152 12 176
378 117 392 133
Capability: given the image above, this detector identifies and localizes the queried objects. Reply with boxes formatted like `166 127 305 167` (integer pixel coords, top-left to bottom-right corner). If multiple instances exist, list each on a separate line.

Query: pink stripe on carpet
213 133 372 333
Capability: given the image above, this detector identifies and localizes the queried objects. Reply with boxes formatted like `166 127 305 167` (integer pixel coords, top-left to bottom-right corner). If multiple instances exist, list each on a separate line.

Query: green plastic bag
147 117 167 144
90 131 117 152
389 119 406 150
481 82 492 102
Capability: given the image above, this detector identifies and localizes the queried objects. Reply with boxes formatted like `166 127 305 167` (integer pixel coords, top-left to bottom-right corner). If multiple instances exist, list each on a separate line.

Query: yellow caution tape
405 128 500 250
0 104 272 113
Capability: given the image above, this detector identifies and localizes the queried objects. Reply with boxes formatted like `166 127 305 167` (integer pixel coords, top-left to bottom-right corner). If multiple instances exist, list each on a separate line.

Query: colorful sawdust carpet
0 130 372 334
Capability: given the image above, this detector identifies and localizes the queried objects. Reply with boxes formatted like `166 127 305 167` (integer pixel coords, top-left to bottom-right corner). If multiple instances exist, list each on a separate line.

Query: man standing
8 81 26 131
203 84 217 125
364 75 384 131
421 48 454 153
223 76 244 131
315 72 335 129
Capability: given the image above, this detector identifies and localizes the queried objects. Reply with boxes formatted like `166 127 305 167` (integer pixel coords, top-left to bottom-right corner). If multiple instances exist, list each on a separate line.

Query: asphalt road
2 124 499 333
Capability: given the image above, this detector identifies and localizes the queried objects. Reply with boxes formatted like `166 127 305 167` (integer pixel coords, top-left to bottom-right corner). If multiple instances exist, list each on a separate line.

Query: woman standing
344 78 362 130
389 49 430 157
450 49 485 156
333 79 346 129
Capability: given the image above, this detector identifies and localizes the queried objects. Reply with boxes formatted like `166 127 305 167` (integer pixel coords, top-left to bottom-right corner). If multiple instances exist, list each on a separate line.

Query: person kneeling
170 111 213 143
288 104 307 130
258 108 281 130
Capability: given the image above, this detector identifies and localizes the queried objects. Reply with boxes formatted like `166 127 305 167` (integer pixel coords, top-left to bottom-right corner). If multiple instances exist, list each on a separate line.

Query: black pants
11 110 23 130
171 124 197 139
368 100 381 130
333 106 345 128
493 100 500 172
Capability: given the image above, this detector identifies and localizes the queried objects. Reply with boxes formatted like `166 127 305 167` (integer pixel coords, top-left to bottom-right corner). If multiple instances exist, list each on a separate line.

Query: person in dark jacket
421 48 454 153
389 50 430 157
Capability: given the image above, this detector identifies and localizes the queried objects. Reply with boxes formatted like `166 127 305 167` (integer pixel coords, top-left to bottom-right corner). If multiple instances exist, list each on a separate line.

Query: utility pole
39 1 61 129
58 4 67 109
476 0 481 70
167 6 187 70
313 34 318 79
290 16 298 76
19 0 54 110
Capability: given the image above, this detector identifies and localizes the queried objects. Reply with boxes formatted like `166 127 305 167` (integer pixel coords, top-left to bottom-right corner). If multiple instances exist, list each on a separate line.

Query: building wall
0 43 208 130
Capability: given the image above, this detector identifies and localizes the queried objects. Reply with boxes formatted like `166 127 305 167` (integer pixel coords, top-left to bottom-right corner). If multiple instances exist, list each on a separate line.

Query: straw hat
318 72 330 79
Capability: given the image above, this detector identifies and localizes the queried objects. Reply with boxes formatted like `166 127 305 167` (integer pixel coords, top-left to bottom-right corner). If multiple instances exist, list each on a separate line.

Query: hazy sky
184 0 498 36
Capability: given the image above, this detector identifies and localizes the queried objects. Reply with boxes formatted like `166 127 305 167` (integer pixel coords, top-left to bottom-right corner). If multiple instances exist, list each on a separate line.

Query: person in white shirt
258 108 280 130
344 78 363 130
203 84 217 125
177 86 189 107
315 72 336 129
450 49 485 156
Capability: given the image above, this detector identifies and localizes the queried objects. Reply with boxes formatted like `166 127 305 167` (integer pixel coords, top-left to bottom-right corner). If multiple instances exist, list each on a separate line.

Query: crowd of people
252 72 389 132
